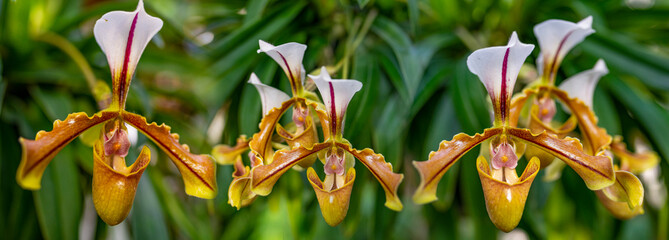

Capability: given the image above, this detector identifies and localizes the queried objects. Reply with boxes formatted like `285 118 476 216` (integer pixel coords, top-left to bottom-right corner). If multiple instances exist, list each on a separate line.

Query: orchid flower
510 16 655 220
412 32 615 232
16 0 217 225
592 135 659 219
510 17 609 162
535 16 595 84
212 41 321 209
248 67 403 226
212 41 319 167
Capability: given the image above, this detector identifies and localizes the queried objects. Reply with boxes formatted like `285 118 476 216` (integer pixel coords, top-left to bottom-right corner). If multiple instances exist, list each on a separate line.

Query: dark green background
1 0 668 239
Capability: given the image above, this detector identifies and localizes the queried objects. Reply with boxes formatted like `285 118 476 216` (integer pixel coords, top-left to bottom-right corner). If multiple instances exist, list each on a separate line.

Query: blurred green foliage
1 0 668 239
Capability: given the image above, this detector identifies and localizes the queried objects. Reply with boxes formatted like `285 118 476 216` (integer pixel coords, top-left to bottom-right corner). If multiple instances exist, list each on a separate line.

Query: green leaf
238 58 278 136
33 146 82 240
373 95 408 168
29 87 74 120
408 0 418 36
604 76 669 165
426 93 461 210
149 171 202 239
131 177 169 240
205 2 306 111
243 0 270 27
357 0 370 8
581 34 669 90
450 58 490 134
0 121 41 240
372 17 423 102
347 48 379 140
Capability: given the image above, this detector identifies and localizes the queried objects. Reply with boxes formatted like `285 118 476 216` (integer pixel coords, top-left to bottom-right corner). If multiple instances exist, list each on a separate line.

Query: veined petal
551 87 611 155
534 16 595 82
526 106 578 168
228 158 256 210
467 32 535 125
121 111 217 198
506 127 615 190
248 99 296 161
92 140 150 225
558 59 608 109
596 171 645 219
336 142 404 211
251 142 330 196
307 167 356 226
309 67 363 138
212 135 250 165
611 136 659 174
601 171 644 209
477 156 540 232
257 40 306 94
413 128 503 204
248 73 291 116
17 111 118 190
94 0 163 109
276 117 319 168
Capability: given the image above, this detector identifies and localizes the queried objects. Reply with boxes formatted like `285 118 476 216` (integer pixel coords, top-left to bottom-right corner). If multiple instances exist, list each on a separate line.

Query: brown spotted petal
249 99 296 161
413 128 502 204
276 116 319 168
212 135 250 165
507 127 615 190
611 137 659 174
228 158 256 209
596 171 645 219
337 142 404 211
121 111 217 199
17 111 118 190
551 87 611 155
477 156 540 232
92 140 150 225
307 167 355 226
251 142 330 196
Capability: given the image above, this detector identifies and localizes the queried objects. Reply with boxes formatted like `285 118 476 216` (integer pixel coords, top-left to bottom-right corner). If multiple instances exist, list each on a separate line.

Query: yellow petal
596 171 645 219
251 142 330 196
507 127 615 190
92 140 150 225
413 128 503 204
307 168 355 226
17 111 118 190
611 136 659 174
212 135 250 165
601 171 645 209
228 158 256 209
248 99 296 161
595 190 644 220
276 116 319 168
121 111 217 199
337 142 404 211
477 156 540 232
